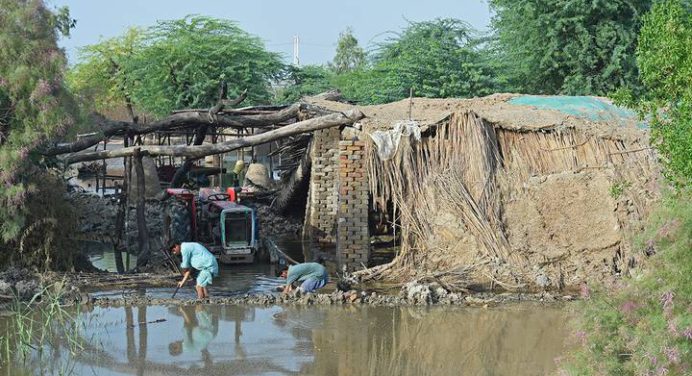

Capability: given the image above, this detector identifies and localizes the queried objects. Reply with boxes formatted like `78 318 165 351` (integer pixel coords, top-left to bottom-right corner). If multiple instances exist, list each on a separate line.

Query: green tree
335 19 499 104
330 28 366 74
0 0 79 268
69 16 286 118
490 0 651 95
275 65 335 104
632 0 692 186
67 28 143 120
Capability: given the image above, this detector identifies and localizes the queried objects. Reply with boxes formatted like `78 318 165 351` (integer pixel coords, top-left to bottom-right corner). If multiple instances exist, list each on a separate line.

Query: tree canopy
0 0 79 267
335 19 500 104
275 65 335 104
630 0 692 186
69 16 285 118
330 28 366 74
66 27 143 120
0 0 74 239
489 0 651 95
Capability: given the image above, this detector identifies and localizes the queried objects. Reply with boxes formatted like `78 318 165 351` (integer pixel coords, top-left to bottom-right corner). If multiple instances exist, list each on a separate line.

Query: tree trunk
63 109 365 164
41 100 296 156
170 124 209 188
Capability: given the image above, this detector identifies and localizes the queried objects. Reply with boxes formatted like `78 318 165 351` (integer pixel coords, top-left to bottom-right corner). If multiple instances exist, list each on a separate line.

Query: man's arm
282 284 294 293
180 244 192 269
178 269 192 288
282 267 300 294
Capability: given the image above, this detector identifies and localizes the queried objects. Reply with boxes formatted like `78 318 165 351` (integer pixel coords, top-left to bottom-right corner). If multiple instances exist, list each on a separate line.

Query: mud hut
294 93 660 290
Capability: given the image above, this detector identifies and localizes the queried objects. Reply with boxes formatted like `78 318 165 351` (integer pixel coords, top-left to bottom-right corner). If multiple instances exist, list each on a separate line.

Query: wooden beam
41 102 300 156
62 109 365 164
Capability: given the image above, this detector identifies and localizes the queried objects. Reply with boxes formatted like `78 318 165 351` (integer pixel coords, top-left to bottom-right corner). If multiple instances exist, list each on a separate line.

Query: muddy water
6 303 570 376
91 264 286 300
87 236 304 299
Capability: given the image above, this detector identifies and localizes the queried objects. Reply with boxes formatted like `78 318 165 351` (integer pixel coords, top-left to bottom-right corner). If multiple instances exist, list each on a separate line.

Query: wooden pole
133 148 150 268
123 133 131 271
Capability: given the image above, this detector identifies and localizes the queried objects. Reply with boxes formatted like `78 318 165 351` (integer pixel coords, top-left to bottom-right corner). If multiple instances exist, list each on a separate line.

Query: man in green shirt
171 242 219 299
278 262 328 294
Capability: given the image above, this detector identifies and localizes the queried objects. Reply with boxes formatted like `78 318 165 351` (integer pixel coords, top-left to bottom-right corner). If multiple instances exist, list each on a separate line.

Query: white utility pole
292 35 300 66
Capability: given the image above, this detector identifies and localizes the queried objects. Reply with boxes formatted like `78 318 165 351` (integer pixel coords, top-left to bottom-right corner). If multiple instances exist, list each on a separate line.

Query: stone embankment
0 269 575 311
89 281 576 308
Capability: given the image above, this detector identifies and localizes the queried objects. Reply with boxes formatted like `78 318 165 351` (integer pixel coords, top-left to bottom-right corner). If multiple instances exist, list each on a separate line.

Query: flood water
86 241 295 299
53 245 574 375
2 302 570 376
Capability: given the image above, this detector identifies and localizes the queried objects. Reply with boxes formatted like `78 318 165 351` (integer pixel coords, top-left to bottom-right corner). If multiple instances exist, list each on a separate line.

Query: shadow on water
1 303 572 375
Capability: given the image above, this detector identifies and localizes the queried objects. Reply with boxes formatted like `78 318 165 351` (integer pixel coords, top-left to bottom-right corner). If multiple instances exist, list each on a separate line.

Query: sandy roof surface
305 93 648 142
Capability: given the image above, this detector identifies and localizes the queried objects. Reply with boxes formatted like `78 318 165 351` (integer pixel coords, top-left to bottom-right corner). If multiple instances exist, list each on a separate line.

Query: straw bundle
358 109 659 290
361 111 521 288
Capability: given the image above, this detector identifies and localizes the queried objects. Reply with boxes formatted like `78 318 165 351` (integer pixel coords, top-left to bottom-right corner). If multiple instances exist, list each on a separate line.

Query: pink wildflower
663 347 680 364
657 220 680 239
667 320 679 336
30 79 53 102
580 283 590 299
683 327 692 340
17 147 29 160
660 291 674 318
47 49 61 63
574 330 587 346
620 301 638 315
10 189 26 206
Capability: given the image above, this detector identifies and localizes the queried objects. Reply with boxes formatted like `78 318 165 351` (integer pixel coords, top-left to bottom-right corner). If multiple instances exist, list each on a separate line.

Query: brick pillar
337 140 370 270
304 127 340 249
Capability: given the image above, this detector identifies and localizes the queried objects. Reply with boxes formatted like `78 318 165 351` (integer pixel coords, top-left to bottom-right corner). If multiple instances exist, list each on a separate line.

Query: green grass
561 193 692 375
609 181 632 199
0 279 86 375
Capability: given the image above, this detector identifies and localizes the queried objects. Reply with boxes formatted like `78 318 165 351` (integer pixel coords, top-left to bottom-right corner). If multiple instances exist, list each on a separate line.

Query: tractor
162 187 259 264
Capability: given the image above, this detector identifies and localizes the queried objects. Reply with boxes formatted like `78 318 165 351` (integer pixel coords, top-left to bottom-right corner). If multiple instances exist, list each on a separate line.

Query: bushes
562 193 691 375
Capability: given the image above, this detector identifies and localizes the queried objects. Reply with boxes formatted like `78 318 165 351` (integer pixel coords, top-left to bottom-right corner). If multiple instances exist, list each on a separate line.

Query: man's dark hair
168 241 179 251
275 265 289 277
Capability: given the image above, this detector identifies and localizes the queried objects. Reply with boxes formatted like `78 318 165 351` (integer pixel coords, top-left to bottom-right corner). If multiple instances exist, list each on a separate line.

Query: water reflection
25 303 571 376
168 306 219 366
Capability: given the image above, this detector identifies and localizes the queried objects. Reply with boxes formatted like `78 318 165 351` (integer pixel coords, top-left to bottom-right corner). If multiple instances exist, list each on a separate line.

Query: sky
48 0 492 66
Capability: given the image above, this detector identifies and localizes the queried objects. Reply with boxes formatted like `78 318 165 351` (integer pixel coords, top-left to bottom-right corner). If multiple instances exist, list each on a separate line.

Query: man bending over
278 262 328 294
171 242 219 299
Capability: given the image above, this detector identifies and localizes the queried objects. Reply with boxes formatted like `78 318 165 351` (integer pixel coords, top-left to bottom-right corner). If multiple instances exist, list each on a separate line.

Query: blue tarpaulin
509 95 647 129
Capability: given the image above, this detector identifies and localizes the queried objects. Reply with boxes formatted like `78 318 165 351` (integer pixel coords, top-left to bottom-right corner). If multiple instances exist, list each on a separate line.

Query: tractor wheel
164 200 192 245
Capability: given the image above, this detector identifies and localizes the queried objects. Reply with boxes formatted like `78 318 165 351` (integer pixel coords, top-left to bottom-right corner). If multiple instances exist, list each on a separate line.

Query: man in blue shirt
171 242 219 299
278 262 328 294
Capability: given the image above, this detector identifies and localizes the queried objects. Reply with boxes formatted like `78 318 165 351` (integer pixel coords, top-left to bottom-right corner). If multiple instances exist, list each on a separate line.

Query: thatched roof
302 94 659 289
305 93 648 142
